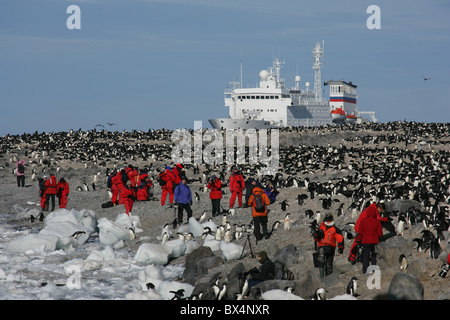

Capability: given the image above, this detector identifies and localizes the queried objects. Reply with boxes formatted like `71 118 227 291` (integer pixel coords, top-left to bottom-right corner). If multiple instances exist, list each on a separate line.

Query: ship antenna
240 50 243 89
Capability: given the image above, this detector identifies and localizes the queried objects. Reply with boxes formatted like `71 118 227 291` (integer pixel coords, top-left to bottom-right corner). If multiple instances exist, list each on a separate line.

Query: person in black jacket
246 251 275 291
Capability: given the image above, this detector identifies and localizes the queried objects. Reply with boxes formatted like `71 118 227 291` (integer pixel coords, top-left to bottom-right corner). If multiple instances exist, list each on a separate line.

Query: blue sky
1 0 449 135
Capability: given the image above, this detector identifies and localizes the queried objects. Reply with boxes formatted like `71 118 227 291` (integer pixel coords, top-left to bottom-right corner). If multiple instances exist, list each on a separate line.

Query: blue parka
174 182 192 204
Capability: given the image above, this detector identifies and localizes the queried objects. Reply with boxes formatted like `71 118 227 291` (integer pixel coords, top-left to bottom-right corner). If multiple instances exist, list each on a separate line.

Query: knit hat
257 251 268 260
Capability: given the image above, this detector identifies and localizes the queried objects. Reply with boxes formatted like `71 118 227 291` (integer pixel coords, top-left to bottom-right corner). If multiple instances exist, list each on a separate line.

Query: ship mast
312 41 324 102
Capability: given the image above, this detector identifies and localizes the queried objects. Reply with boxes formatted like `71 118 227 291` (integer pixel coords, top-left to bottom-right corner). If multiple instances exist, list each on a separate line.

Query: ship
208 41 377 130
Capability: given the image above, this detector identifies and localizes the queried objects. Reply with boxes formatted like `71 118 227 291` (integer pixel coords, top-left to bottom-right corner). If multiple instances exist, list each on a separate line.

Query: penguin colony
1 121 449 300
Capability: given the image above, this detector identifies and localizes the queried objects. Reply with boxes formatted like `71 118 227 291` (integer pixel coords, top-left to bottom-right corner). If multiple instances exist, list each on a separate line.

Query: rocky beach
0 121 449 300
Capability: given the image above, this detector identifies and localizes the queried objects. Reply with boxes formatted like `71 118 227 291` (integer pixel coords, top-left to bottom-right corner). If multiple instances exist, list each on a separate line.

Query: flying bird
422 75 431 81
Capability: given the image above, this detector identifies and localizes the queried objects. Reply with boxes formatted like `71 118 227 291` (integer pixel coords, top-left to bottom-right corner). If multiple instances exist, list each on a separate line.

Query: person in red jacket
39 176 48 211
56 178 70 208
137 176 153 201
44 174 58 212
348 202 386 264
207 175 222 217
359 207 383 273
160 167 176 206
119 180 135 215
229 167 245 209
172 163 184 186
126 165 139 188
110 170 123 205
314 214 344 278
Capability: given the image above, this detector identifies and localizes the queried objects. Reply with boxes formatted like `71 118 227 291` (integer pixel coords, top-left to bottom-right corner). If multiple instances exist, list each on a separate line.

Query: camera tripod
240 234 255 259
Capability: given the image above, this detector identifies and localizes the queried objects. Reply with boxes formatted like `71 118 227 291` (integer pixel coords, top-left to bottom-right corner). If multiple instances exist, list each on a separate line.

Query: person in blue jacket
264 181 278 204
174 176 193 223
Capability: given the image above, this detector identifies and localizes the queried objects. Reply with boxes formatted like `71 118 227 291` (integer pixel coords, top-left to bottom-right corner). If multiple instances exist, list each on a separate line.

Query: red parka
173 164 184 185
160 168 176 190
358 209 383 244
45 175 58 195
315 221 344 250
207 178 222 199
355 203 387 233
229 173 245 193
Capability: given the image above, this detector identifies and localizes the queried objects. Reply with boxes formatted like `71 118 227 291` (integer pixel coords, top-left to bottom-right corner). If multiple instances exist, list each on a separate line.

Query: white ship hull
207 42 377 130
209 118 275 130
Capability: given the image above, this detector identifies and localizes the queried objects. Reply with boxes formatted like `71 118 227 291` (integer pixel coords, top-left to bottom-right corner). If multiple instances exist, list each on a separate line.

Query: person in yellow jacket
314 214 344 278
248 186 271 241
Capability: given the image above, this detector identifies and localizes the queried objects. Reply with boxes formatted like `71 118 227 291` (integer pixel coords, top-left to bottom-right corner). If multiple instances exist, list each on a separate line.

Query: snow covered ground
0 209 192 300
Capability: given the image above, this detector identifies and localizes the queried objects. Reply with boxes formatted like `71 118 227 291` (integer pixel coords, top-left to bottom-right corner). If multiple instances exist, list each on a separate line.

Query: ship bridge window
270 96 274 99
251 96 255 99
256 96 260 99
261 96 265 99
266 96 270 99
275 96 279 99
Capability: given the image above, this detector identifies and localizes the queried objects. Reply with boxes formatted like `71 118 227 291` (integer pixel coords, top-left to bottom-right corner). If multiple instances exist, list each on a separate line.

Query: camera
438 263 449 278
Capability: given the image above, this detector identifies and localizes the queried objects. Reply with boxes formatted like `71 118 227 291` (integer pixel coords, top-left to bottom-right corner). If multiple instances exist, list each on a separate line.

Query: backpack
252 192 266 213
158 173 167 186
273 260 295 280
18 163 25 174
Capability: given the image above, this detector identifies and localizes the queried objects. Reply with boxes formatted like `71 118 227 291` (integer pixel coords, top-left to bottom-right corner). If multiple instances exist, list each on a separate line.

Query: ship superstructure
209 41 377 130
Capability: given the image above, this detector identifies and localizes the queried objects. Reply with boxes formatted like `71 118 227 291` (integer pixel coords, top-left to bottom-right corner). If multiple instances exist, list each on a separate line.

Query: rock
388 272 424 300
273 244 300 267
385 200 424 214
377 236 412 269
182 246 224 285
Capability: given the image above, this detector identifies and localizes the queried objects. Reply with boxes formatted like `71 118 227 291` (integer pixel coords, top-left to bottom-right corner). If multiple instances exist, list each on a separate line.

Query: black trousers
177 203 193 223
45 194 56 211
253 215 268 240
211 199 221 217
362 244 377 273
17 175 25 187
317 245 335 278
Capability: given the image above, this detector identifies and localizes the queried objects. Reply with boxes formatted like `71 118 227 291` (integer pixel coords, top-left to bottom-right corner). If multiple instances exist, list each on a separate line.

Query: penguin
170 289 185 300
281 200 289 211
146 282 155 290
30 215 35 223
199 210 207 223
83 183 89 191
71 231 86 239
38 212 45 222
215 228 222 241
284 286 294 293
195 192 200 202
241 278 249 297
76 186 83 192
224 230 233 243
397 215 406 236
129 228 136 240
91 183 96 191
399 254 408 271
212 283 220 299
346 277 358 297
284 214 291 230
312 288 327 300
271 220 281 234
336 203 344 217
217 283 227 300
305 209 314 219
